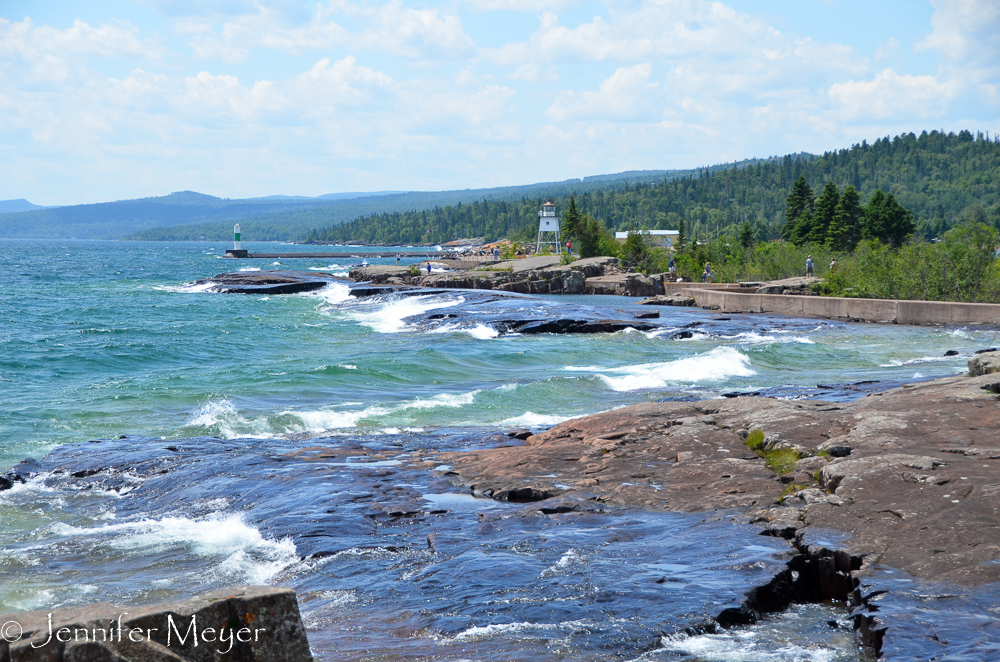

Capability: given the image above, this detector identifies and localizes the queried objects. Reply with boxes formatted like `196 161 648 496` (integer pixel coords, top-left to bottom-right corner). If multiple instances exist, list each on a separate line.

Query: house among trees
615 230 679 248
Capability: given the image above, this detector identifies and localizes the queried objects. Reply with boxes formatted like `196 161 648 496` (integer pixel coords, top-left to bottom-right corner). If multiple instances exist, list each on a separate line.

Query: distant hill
0 199 55 214
126 163 779 242
0 190 399 240
304 131 1000 246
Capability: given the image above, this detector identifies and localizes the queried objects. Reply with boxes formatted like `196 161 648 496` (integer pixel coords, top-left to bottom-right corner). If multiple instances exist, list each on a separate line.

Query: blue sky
1 0 997 205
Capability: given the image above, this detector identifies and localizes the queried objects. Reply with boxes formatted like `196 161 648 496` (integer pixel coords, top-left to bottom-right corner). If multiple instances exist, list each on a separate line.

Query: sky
1 0 998 205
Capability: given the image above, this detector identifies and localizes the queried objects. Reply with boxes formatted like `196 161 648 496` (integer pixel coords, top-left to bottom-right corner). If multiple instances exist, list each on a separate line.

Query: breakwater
686 287 1000 326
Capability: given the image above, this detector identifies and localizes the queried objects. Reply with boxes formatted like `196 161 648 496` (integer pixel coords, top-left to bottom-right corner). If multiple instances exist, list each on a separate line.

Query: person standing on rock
669 257 676 279
806 255 814 278
396 254 401 265
703 262 711 282
426 262 432 274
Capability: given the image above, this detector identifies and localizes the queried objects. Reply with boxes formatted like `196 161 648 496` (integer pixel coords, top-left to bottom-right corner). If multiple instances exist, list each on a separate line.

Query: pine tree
809 181 840 244
738 220 754 248
562 195 582 242
782 176 814 244
827 185 862 251
883 193 915 247
678 217 686 248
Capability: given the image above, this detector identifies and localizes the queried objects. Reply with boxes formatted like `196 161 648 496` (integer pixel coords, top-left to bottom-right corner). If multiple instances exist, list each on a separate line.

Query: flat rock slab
441 372 1000 584
0 585 312 661
193 270 348 295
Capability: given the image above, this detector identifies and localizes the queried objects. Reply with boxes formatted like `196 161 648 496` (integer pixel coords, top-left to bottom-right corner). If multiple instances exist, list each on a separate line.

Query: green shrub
745 429 765 452
765 448 801 476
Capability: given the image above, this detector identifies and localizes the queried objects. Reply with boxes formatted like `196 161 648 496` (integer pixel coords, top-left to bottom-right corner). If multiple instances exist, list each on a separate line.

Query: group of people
805 255 836 278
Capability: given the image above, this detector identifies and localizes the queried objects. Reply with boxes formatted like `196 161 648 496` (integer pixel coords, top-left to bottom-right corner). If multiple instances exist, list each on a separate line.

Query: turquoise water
1 238 995 660
1 239 987 472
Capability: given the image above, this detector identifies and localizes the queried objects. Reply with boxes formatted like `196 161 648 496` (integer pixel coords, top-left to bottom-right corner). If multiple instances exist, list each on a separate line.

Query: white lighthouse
535 199 560 254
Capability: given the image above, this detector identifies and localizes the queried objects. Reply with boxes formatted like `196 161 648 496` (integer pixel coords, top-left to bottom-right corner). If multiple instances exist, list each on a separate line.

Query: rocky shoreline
428 354 1000 655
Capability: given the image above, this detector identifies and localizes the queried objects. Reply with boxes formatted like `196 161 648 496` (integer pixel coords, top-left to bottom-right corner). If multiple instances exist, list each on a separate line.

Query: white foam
571 346 755 392
445 619 591 643
51 514 298 584
879 354 961 367
185 400 279 439
308 264 343 271
238 267 261 272
499 412 574 428
154 281 217 294
306 282 351 305
342 294 463 333
431 323 499 339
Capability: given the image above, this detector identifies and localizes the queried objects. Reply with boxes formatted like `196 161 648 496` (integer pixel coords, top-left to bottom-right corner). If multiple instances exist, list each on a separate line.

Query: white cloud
0 17 167 64
547 63 655 121
919 0 1000 69
828 68 960 120
178 1 474 61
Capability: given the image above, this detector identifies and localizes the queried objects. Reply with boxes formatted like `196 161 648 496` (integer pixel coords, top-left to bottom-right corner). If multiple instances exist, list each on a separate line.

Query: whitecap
499 412 574 428
154 281 217 294
431 323 499 339
238 267 261 272
572 346 755 392
51 513 298 584
305 282 351 305
342 294 464 333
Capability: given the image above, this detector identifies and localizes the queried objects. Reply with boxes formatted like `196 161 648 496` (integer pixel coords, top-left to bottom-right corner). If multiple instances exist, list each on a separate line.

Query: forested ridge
305 130 1000 245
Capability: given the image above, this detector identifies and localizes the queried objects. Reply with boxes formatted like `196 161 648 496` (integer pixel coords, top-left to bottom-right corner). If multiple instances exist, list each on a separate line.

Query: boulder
969 351 1000 376
0 586 312 662
638 294 696 307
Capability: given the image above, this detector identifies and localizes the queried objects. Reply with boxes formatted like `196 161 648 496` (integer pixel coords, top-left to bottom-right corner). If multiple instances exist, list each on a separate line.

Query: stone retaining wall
688 289 1000 325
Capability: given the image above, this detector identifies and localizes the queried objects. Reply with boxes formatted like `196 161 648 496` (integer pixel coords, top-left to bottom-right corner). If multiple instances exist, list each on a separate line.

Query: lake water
1 238 997 660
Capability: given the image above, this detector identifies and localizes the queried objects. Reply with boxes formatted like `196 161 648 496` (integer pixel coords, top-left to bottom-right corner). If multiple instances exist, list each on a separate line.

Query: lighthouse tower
536 199 560 254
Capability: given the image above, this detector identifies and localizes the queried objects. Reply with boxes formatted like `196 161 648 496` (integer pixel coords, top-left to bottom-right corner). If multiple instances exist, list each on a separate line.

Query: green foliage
560 252 576 265
820 223 1000 302
620 230 659 273
738 221 754 249
745 429 765 452
562 195 582 241
779 483 812 502
304 132 1000 246
409 264 420 276
765 448 802 476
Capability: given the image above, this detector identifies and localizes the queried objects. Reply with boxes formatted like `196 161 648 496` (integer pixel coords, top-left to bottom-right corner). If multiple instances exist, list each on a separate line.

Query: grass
744 428 801 476
778 482 811 502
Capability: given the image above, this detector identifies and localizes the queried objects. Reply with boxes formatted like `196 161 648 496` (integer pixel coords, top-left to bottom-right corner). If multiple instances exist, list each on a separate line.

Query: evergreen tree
862 190 915 247
738 220 754 248
678 217 686 248
782 176 814 245
809 181 840 244
827 185 862 251
562 195 582 242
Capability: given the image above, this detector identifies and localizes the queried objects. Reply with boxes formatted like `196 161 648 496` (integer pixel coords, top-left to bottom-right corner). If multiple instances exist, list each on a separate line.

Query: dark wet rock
944 350 959 357
507 429 533 440
443 371 1000 584
10 457 42 478
633 310 660 319
192 270 347 295
670 330 694 340
505 319 657 335
0 476 13 491
0 585 312 662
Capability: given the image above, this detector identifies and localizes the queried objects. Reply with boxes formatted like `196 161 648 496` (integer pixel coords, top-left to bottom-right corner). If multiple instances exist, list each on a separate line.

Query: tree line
305 129 1000 245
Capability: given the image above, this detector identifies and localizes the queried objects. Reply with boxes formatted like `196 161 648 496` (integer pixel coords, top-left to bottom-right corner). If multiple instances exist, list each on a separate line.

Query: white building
614 230 680 248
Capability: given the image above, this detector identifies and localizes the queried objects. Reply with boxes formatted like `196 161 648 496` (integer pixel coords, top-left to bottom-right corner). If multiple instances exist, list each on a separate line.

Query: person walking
829 258 836 271
806 255 814 278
